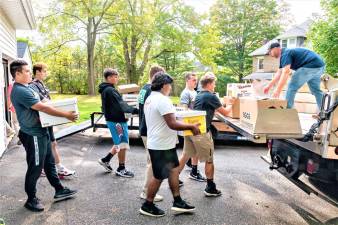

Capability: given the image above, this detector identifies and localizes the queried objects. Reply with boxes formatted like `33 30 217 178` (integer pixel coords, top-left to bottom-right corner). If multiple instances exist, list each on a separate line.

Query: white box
39 98 79 127
175 110 207 136
227 83 253 97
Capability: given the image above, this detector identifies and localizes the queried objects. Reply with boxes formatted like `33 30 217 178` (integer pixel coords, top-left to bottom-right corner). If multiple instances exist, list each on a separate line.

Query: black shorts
148 148 179 180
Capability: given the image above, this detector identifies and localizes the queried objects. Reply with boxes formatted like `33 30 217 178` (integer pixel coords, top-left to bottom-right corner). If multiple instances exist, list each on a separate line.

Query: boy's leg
286 68 311 108
307 67 325 108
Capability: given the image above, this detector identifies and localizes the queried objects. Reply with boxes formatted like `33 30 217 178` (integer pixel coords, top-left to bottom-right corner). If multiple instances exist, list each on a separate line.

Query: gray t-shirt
180 88 197 109
11 83 47 136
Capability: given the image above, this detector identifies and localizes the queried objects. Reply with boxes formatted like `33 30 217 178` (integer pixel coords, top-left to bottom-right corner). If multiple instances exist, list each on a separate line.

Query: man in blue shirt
10 59 78 212
264 42 325 109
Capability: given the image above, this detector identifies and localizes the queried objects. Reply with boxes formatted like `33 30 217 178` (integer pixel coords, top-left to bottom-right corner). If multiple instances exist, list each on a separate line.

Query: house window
288 38 296 48
281 39 287 48
258 58 264 70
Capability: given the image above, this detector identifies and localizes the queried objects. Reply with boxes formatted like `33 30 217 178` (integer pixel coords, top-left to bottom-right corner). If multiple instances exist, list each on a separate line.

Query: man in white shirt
140 72 200 217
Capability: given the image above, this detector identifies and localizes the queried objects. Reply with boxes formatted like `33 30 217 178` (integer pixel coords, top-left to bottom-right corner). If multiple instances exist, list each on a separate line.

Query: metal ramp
54 120 93 141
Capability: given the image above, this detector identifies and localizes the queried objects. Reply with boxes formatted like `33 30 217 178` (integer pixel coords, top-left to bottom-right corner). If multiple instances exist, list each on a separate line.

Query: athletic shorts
106 121 130 150
183 132 214 163
148 148 179 180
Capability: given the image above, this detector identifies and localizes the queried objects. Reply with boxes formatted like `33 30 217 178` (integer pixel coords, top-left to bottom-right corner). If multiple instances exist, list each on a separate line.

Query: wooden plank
211 122 236 133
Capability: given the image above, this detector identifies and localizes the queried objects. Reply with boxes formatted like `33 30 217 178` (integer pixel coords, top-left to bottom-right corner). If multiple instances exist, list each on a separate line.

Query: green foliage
210 0 282 81
308 0 338 77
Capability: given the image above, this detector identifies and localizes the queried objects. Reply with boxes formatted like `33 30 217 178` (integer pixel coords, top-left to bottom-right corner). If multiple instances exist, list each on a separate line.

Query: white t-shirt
144 91 177 150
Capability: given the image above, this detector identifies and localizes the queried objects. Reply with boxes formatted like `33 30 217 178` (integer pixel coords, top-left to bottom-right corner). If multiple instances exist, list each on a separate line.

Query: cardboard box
223 96 240 118
39 98 78 127
239 98 302 134
227 83 253 98
211 122 236 133
329 102 338 146
117 84 140 94
175 110 207 136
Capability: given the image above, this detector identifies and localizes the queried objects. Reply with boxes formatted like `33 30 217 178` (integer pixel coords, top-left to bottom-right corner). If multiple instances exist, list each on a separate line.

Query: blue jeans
286 66 325 108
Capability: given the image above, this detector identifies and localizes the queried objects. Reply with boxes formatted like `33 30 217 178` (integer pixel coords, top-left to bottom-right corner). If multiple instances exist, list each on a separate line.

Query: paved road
1 131 338 225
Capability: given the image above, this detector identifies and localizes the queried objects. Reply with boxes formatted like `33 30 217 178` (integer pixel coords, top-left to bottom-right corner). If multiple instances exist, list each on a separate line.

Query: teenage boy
177 72 233 197
10 59 78 212
140 72 200 217
98 68 138 178
138 65 165 202
179 71 205 182
30 63 76 179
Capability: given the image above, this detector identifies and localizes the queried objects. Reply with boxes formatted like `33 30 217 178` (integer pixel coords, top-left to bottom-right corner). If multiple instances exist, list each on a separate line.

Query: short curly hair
151 72 173 91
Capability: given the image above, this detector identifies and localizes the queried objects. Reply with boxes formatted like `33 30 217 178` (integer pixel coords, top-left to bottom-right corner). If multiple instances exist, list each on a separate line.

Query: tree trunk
87 18 96 95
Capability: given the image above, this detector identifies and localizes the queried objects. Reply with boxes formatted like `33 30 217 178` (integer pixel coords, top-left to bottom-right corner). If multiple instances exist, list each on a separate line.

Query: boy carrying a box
30 63 76 179
140 72 200 217
98 68 138 178
177 72 233 197
138 65 165 202
10 59 78 212
179 71 206 182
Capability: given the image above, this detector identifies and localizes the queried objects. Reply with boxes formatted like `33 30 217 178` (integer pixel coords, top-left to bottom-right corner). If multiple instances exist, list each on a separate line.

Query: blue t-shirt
10 83 47 136
279 48 325 70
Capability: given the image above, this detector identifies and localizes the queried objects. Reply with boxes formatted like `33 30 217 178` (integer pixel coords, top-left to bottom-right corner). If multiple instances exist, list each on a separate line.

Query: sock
191 165 198 175
174 195 182 203
117 163 125 171
145 200 153 206
102 153 114 162
207 178 214 187
56 163 63 171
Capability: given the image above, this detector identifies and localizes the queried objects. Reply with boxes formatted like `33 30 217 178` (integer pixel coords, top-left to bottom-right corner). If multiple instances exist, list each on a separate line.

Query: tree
308 0 338 76
210 0 283 81
106 0 200 84
39 0 115 95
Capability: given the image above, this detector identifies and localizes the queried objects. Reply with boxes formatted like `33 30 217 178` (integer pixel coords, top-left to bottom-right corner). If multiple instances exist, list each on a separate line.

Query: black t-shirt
138 84 152 136
193 90 222 131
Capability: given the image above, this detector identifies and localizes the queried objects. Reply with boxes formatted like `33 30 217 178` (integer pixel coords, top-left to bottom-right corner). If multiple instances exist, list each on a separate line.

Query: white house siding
0 10 17 156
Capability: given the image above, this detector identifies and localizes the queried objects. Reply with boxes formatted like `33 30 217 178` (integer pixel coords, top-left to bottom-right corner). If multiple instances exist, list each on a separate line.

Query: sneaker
179 179 184 187
54 187 77 202
189 171 206 182
171 199 195 213
116 169 134 178
58 166 76 179
140 191 164 202
24 197 44 212
204 184 222 197
98 159 113 172
139 202 165 217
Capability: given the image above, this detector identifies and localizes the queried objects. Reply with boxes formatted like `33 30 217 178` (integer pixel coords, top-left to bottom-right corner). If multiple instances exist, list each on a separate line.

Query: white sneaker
58 166 76 179
140 191 164 202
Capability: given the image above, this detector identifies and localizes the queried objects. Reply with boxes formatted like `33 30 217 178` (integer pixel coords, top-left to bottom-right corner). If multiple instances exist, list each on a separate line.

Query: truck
216 74 338 207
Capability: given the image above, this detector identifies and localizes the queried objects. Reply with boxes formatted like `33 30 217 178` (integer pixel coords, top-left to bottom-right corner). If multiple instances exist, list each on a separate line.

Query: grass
51 94 180 123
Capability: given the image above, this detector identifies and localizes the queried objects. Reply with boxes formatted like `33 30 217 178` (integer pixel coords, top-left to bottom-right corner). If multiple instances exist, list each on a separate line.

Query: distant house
0 0 36 156
245 19 313 80
17 41 32 67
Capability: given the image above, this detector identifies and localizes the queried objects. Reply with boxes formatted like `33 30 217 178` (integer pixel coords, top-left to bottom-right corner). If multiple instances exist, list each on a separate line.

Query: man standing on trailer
264 42 325 109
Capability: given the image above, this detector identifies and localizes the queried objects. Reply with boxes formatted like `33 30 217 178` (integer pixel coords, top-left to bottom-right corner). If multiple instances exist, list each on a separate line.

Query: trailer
216 74 338 207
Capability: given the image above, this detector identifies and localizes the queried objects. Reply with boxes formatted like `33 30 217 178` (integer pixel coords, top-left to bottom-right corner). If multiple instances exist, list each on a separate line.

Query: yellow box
175 110 207 136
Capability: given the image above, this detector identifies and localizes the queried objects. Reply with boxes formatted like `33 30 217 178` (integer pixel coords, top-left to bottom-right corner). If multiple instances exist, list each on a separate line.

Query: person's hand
65 111 79 122
191 123 201 136
263 84 271 94
272 90 281 98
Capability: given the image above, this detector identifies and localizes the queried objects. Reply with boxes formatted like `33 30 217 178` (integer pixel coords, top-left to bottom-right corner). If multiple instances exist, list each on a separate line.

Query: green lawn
51 94 180 123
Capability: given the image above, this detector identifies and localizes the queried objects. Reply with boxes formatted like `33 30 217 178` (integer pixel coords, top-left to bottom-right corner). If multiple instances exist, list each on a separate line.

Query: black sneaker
116 169 134 178
171 199 195 213
204 184 222 197
98 159 113 172
139 202 165 217
189 171 206 182
54 187 77 202
179 179 184 187
24 197 44 212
